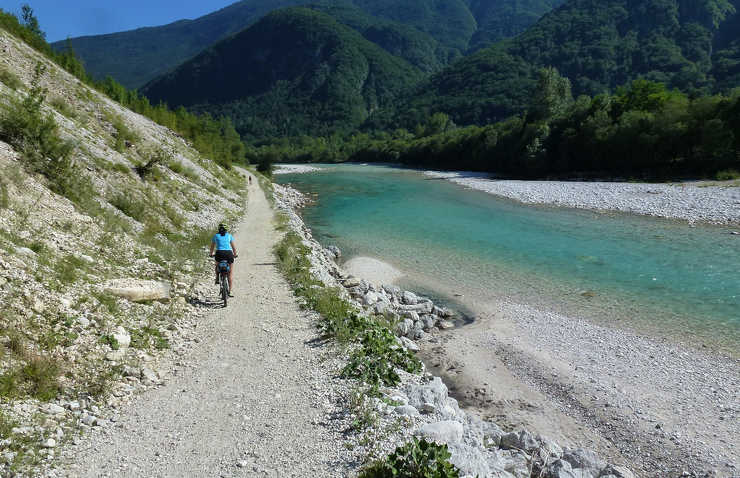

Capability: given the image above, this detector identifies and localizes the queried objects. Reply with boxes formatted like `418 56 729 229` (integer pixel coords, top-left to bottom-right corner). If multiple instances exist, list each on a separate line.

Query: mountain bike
217 260 230 307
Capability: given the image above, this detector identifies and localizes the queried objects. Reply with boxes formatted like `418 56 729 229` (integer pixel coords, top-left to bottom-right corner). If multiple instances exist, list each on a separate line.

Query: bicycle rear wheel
221 275 229 307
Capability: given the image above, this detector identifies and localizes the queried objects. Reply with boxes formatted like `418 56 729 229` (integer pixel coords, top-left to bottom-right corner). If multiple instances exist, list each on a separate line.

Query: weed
130 327 169 350
109 193 147 222
99 334 119 350
0 354 62 401
92 292 120 316
49 96 76 119
110 115 138 153
111 161 131 175
0 67 22 90
359 438 460 478
135 149 169 180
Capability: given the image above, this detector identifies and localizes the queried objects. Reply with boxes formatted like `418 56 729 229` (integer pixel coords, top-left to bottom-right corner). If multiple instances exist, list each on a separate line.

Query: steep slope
141 8 423 140
51 0 299 89
0 26 246 474
402 0 740 125
53 0 563 89
711 5 740 90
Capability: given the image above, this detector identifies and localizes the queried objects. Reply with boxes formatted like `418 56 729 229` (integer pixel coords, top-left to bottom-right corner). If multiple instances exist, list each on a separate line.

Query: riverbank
273 174 738 477
424 171 740 225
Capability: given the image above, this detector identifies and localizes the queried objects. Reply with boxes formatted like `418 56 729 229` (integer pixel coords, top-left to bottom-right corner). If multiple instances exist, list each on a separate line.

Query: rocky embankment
424 172 740 225
274 183 636 478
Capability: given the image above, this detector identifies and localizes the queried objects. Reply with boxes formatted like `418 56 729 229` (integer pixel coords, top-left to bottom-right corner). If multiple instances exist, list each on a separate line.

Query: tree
21 4 44 40
529 67 573 122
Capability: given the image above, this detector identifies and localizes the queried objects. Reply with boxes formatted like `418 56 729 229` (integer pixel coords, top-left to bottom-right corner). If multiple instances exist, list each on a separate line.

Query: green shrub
360 438 460 478
716 169 740 180
0 67 22 90
49 96 76 119
135 149 169 180
99 334 119 350
109 193 147 222
111 115 139 152
0 354 62 401
130 327 169 350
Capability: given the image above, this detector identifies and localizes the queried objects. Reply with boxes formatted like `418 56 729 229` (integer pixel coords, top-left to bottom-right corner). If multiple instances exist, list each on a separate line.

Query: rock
42 438 56 448
402 310 420 321
326 245 341 259
113 326 131 348
562 448 606 477
418 420 464 444
81 414 96 426
363 291 379 305
76 253 94 264
500 449 531 478
16 247 36 257
501 429 540 453
43 404 65 415
420 314 436 331
395 405 420 417
420 403 436 413
438 320 455 330
598 465 635 478
105 350 126 361
342 277 361 288
545 459 578 478
31 299 45 314
104 279 171 302
400 336 419 352
433 305 453 318
402 291 419 305
373 302 391 315
448 443 490 478
141 367 158 383
397 318 413 336
406 377 449 411
537 435 563 458
482 421 505 447
77 317 90 328
398 302 433 314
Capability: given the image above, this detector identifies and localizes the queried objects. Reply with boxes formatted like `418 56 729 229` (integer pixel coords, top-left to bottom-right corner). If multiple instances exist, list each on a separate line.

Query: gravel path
62 183 353 477
424 172 740 225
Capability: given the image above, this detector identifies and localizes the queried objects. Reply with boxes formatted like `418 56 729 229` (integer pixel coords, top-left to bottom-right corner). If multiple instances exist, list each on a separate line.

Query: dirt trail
63 182 351 477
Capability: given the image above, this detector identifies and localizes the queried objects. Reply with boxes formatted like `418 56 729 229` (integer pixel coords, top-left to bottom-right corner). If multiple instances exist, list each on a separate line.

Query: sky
0 0 237 42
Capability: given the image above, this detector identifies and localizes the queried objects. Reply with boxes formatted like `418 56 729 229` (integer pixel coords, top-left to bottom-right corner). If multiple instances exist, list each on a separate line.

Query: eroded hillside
0 28 246 475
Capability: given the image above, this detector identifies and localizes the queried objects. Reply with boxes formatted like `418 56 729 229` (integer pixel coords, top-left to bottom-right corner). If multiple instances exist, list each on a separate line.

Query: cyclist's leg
214 259 220 284
228 262 234 290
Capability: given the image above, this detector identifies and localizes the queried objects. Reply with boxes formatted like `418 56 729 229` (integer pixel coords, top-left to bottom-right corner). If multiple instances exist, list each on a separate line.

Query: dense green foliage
250 72 740 179
53 0 561 89
400 0 740 126
0 7 246 169
143 8 424 141
360 438 460 478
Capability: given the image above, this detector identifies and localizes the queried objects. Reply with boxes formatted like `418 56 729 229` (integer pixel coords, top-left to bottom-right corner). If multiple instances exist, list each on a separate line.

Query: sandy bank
343 256 404 285
425 171 740 225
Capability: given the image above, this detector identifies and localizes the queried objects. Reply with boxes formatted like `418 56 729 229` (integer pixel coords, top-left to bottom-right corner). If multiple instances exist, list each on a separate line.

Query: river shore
424 171 740 226
274 167 739 477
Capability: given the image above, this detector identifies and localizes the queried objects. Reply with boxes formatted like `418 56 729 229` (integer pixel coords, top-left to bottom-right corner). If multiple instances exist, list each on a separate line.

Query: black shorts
214 250 235 264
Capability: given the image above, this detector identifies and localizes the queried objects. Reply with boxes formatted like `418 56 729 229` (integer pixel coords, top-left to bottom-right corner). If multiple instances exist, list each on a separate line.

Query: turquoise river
276 164 740 354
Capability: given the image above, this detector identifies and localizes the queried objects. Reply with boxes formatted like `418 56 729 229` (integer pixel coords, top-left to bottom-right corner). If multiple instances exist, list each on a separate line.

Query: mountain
141 8 423 140
400 0 740 126
53 0 563 89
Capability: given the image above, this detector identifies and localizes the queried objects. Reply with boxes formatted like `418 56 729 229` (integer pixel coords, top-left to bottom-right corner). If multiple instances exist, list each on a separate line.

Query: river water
276 164 740 354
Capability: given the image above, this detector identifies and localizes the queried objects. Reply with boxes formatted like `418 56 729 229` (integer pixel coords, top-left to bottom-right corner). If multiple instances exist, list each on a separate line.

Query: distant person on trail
249 175 252 185
209 223 238 294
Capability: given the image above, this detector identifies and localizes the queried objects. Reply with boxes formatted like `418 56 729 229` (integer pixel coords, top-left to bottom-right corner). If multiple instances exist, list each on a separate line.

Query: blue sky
0 1 237 42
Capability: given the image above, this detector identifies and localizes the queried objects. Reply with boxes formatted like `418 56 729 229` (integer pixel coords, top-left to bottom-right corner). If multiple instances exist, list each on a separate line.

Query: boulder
43 404 65 415
438 320 455 330
403 311 420 321
113 326 131 348
421 314 436 331
402 291 419 305
598 465 635 478
545 459 578 478
363 291 379 305
105 350 126 361
448 443 490 478
400 336 419 352
562 448 606 477
395 405 420 417
482 421 506 447
16 247 36 257
398 302 433 314
418 420 463 444
141 367 159 383
104 279 171 302
406 377 449 411
397 318 414 336
501 429 540 453
433 305 453 318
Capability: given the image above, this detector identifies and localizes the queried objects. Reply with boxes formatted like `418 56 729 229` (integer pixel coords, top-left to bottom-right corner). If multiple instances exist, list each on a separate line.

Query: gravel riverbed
424 172 740 225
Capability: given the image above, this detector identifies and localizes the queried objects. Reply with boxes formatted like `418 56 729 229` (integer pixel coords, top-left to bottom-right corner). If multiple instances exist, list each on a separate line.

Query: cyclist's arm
209 241 215 257
230 241 238 257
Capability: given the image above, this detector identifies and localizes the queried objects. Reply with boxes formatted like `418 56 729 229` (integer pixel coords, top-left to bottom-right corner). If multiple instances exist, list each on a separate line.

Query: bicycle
216 259 230 307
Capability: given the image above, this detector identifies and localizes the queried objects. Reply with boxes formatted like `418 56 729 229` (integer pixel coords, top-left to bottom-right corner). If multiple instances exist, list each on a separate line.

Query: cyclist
209 223 238 295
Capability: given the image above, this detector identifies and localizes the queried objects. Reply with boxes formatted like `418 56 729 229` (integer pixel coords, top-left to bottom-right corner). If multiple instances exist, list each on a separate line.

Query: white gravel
274 164 322 175
424 171 740 225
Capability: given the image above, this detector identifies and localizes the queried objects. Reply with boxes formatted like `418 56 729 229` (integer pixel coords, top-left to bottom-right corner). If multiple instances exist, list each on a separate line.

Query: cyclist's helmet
218 223 228 235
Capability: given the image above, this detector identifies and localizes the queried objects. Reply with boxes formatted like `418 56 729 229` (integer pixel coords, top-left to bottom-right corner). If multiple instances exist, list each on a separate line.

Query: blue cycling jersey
212 233 234 251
